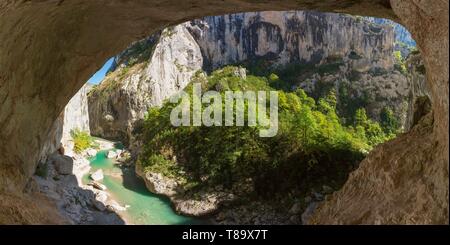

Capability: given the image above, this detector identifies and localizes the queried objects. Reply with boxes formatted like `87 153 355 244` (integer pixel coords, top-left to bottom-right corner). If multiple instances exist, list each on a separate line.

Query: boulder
51 154 73 175
174 199 219 216
106 150 117 159
86 149 98 157
91 181 107 191
117 151 131 163
95 191 108 203
107 200 127 212
93 200 106 212
143 172 178 197
116 149 123 156
74 157 90 167
104 114 115 122
90 169 104 181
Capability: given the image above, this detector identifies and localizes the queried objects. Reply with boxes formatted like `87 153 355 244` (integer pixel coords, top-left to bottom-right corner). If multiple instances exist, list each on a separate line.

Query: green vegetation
380 107 400 136
394 50 407 74
138 66 396 198
336 81 374 124
234 58 344 91
70 129 98 153
353 108 392 146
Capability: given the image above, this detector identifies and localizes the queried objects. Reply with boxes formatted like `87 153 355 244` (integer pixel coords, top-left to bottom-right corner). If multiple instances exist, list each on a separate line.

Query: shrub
380 107 400 135
394 51 407 74
70 129 96 153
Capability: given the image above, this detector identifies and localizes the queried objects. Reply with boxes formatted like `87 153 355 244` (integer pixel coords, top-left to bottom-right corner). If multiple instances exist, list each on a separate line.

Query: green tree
380 107 399 135
324 88 337 110
70 129 97 153
295 88 316 108
353 108 388 147
295 104 317 147
354 108 368 127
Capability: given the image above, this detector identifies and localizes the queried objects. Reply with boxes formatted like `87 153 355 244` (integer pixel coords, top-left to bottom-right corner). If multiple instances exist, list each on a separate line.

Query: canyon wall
191 11 395 70
89 11 411 145
61 84 91 144
88 26 203 145
38 83 91 165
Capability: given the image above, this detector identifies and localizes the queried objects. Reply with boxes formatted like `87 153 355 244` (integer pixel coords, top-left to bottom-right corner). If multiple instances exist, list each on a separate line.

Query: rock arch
0 0 447 224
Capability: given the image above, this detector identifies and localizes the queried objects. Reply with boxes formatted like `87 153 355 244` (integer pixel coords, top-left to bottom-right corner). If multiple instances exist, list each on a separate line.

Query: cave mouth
0 1 447 225
48 10 428 225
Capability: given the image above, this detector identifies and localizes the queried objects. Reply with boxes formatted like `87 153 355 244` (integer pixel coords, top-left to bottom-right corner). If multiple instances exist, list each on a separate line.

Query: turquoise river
82 149 203 225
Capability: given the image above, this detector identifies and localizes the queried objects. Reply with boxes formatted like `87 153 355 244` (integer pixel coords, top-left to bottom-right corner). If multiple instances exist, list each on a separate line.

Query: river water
82 149 202 225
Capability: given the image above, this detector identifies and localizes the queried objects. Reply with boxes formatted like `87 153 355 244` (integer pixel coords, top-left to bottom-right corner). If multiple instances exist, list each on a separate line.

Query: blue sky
86 57 114 85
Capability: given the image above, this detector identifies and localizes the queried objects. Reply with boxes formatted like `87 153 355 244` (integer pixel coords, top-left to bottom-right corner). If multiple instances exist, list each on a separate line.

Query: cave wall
0 0 447 224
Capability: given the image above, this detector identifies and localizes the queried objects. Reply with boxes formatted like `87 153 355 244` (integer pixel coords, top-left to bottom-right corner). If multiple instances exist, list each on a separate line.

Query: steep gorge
0 0 448 225
86 10 438 224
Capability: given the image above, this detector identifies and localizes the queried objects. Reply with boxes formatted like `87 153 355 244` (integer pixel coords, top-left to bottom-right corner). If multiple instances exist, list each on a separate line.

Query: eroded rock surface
88 25 203 145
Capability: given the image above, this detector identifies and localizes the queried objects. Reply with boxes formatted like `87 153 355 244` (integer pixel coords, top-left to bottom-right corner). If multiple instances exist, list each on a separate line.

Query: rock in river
90 181 107 191
90 169 104 181
86 149 98 157
107 150 117 159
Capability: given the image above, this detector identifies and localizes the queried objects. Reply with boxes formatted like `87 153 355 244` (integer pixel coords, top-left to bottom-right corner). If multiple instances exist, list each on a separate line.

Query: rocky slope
32 83 125 224
89 11 413 145
88 26 203 146
33 139 126 225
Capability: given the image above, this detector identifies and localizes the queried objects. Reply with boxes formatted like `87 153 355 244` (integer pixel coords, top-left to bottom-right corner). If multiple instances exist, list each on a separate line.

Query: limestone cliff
62 84 91 144
364 16 416 57
189 11 412 124
88 25 203 145
191 11 395 71
38 83 92 165
89 11 412 144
